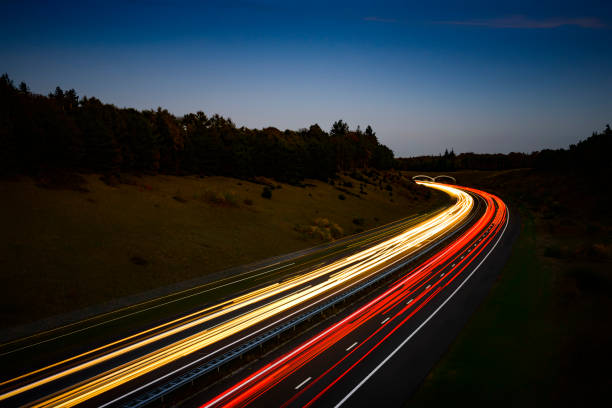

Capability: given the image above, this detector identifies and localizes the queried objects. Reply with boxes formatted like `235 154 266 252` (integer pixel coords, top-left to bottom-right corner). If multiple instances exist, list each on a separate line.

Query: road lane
193 184 513 408
0 207 444 360
0 183 474 407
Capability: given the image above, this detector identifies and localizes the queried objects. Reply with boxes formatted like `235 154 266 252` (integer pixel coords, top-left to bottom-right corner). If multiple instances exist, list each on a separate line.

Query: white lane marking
380 317 390 325
192 187 474 408
295 377 312 390
425 284 431 289
346 342 358 352
406 299 413 305
100 248 419 408
451 264 455 267
334 209 510 408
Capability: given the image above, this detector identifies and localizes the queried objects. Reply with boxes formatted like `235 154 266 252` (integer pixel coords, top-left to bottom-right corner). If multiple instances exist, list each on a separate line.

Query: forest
0 74 394 182
2 74 609 180
397 125 612 174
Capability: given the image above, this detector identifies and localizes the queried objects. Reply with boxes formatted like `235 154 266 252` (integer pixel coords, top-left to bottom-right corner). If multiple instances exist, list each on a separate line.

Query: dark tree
331 119 349 137
0 74 399 179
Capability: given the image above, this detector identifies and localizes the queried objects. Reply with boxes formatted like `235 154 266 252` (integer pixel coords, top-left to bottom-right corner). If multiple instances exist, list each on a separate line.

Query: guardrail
122 198 481 408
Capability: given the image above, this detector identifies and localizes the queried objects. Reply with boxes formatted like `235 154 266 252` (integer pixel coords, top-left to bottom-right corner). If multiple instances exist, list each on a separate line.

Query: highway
0 196 452 365
0 182 512 407
186 184 515 408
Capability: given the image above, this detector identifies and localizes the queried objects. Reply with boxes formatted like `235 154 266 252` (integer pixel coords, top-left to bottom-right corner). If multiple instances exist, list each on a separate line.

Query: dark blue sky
2 0 611 156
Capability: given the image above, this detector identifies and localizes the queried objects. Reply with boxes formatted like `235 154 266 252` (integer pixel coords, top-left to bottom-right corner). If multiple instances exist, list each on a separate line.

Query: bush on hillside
261 187 272 199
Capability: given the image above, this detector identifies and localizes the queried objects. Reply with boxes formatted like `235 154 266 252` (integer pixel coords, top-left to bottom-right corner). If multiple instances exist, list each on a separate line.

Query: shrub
203 190 225 204
130 256 148 266
99 173 120 187
36 171 89 192
295 218 343 241
592 243 612 259
314 217 330 227
350 171 366 182
313 227 332 241
223 191 238 206
261 186 272 199
200 189 239 207
329 223 344 239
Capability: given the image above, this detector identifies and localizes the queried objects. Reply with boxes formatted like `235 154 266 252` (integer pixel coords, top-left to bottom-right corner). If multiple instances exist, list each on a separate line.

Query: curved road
0 182 516 407
189 184 517 408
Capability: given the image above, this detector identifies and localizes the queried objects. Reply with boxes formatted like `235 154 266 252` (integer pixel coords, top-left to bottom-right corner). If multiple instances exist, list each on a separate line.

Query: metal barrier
122 198 481 408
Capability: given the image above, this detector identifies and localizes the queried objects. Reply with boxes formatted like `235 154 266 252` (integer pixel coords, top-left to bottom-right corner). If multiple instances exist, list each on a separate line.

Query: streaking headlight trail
1 182 478 407
200 183 508 408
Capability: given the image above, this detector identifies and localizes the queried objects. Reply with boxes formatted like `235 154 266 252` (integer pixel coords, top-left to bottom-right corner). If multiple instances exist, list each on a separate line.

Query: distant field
408 169 612 406
0 171 448 328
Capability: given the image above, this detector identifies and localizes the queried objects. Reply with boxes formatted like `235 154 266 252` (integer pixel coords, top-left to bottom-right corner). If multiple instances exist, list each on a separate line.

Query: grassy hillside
407 169 612 406
0 171 448 329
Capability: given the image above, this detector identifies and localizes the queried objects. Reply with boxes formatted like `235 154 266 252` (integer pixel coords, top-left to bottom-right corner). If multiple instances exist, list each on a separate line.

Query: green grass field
410 209 560 406
0 171 448 329
408 169 612 406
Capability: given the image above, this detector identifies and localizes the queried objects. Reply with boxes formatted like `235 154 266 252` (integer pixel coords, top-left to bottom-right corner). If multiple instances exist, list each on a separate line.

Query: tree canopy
0 74 395 181
2 74 607 179
396 127 612 174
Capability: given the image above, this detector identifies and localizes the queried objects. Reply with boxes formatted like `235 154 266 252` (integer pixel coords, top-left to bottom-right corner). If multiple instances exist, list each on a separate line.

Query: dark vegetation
409 134 612 406
0 169 445 329
261 186 272 199
6 74 608 188
0 74 394 183
2 71 610 405
0 72 441 329
397 125 612 173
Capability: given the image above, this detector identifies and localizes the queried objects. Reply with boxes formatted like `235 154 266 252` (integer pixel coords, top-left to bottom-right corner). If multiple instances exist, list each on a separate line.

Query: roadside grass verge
0 172 448 329
405 168 612 406
0 205 450 376
409 209 560 406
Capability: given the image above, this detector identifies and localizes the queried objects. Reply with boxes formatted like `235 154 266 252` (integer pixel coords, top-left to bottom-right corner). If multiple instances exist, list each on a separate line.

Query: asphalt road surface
0 182 516 408
188 185 517 408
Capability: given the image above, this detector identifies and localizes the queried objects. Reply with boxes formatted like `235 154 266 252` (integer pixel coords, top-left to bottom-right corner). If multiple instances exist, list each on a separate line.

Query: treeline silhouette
0 74 394 182
397 126 612 173
2 73 609 179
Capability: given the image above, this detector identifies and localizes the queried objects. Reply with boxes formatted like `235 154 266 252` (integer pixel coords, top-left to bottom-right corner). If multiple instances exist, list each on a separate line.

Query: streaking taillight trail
0 183 474 407
201 184 507 408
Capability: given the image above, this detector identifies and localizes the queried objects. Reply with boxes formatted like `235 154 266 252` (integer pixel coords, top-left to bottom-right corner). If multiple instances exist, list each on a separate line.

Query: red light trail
201 185 507 408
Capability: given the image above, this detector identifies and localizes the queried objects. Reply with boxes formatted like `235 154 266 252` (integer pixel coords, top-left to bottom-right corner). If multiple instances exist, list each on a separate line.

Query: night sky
2 0 611 156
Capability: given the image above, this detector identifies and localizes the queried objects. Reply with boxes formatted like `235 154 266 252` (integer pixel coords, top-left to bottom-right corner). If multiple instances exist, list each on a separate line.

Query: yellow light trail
1 183 472 408
1 206 444 391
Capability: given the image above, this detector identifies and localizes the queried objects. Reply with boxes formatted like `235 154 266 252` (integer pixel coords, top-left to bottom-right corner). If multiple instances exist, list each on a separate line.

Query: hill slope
0 171 448 328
